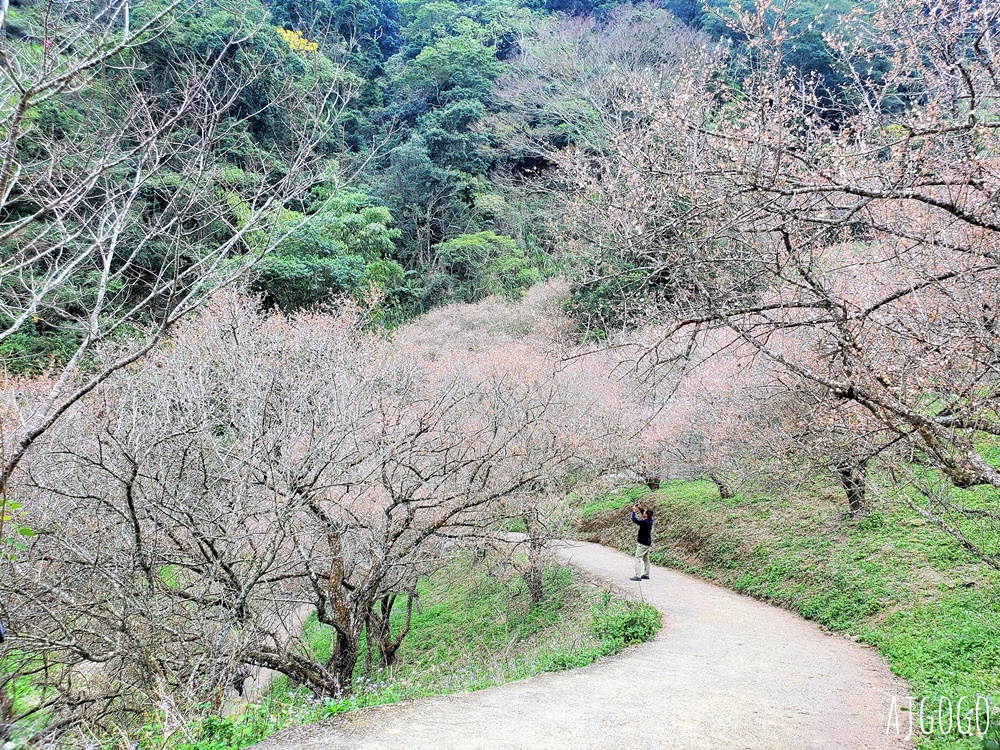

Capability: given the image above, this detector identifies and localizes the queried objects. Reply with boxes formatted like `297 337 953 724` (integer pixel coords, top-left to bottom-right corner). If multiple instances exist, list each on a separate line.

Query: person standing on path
630 504 653 581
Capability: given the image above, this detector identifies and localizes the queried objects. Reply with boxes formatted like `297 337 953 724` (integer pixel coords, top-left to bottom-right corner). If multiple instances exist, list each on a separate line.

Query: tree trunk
328 626 361 695
836 461 868 518
708 472 734 499
368 592 416 668
643 474 661 491
521 510 545 606
522 567 544 606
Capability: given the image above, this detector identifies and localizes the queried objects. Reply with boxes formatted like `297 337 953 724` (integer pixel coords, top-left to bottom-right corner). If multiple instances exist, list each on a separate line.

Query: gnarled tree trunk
367 591 416 668
836 461 868 518
327 624 362 695
708 472 734 500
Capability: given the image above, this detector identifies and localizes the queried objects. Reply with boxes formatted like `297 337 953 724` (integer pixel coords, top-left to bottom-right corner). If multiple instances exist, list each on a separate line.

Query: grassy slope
157 559 659 750
289 563 647 698
577 479 1000 750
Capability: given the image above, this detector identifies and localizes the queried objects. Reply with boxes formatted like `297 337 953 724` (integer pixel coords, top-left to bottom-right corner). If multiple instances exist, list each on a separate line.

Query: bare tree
0 0 362 503
4 287 629 741
551 0 1000 555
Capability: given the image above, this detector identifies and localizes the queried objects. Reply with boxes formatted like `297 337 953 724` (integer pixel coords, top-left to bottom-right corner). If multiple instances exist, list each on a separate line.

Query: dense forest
0 0 998 745
0 0 864 373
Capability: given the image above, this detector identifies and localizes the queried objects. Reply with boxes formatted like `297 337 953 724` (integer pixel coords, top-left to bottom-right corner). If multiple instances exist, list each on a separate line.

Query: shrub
435 231 539 302
591 597 661 652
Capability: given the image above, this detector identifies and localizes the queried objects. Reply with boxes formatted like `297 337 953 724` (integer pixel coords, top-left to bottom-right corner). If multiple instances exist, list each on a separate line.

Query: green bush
251 192 404 314
591 597 662 652
0 325 82 374
540 646 606 671
163 702 288 750
435 231 539 302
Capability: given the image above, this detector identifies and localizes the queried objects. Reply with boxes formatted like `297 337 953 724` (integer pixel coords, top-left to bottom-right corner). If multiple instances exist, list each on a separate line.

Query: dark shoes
629 576 642 581
641 575 650 579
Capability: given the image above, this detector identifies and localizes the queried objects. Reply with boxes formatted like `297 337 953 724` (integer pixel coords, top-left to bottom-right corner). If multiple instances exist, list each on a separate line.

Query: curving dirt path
255 540 913 750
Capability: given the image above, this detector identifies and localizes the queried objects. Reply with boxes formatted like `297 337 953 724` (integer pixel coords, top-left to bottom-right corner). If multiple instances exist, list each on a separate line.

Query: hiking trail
254 540 912 750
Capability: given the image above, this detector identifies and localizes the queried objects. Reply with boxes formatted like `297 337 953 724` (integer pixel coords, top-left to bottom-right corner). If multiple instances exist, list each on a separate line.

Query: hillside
577 480 1000 749
0 0 998 747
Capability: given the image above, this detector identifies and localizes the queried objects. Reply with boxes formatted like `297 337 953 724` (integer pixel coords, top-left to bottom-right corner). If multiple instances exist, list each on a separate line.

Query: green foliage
0 0 368 372
251 191 404 314
3 0 563 366
31 99 86 139
521 0 618 18
399 1 468 55
418 98 491 173
167 706 282 750
579 485 650 518
590 596 661 651
252 253 365 311
397 32 503 103
0 324 83 374
435 230 539 302
133 1 316 152
377 135 472 272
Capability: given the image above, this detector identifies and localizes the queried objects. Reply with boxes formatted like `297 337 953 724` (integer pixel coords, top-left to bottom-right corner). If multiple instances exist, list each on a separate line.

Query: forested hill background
1 0 857 371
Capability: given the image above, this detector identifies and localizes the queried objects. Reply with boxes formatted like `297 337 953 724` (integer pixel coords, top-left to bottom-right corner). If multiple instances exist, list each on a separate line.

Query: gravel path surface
254 540 913 750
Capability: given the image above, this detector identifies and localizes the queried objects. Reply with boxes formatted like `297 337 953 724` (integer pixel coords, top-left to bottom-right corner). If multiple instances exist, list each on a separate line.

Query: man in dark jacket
630 504 653 581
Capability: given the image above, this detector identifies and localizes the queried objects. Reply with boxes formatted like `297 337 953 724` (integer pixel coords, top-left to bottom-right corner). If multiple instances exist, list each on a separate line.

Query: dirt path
254 540 913 749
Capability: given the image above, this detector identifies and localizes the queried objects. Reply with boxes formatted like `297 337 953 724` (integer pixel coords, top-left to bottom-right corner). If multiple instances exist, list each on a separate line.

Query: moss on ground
577 478 1000 750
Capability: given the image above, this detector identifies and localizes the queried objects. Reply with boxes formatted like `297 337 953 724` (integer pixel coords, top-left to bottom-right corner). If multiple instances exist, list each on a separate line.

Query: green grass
577 478 1000 750
146 558 659 750
0 651 54 738
500 517 528 533
579 485 651 518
